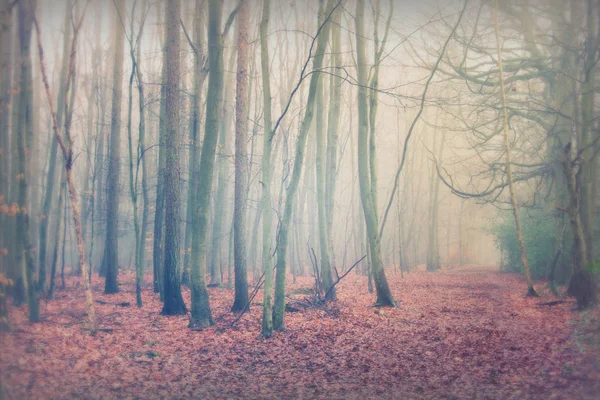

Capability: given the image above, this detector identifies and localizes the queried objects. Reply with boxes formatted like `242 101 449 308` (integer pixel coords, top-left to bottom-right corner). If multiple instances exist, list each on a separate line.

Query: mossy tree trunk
37 2 71 293
16 0 39 322
231 0 250 312
183 0 207 286
493 0 537 297
260 0 274 338
161 0 187 316
355 0 396 307
103 0 126 295
189 0 225 330
272 0 337 331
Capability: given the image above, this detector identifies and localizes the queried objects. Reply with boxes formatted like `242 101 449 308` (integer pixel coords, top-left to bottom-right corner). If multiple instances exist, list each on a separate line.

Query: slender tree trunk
103 0 126 294
579 0 597 263
231 0 250 312
493 1 537 296
562 144 597 309
48 170 65 299
260 0 275 337
135 6 149 307
325 4 341 262
189 0 225 329
37 3 71 292
161 0 187 316
0 0 13 311
34 6 97 333
211 39 237 286
426 126 444 272
16 0 39 321
273 0 337 331
183 0 207 286
355 0 396 307
314 0 334 300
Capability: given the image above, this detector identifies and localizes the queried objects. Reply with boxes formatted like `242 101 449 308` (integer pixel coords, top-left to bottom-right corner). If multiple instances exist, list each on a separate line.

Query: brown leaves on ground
1 266 599 399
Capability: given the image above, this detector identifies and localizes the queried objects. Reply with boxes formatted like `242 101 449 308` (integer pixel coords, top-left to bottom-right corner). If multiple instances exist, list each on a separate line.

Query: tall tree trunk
0 0 13 306
153 3 167 297
161 0 187 316
561 143 597 309
426 126 444 272
493 0 537 297
209 42 236 287
135 4 149 308
37 2 71 292
183 0 207 286
47 169 65 299
103 0 126 294
355 0 396 307
16 0 39 322
272 0 337 331
34 3 98 333
325 3 341 261
260 0 274 338
579 0 598 263
153 58 167 297
231 0 250 312
314 0 334 300
189 0 225 329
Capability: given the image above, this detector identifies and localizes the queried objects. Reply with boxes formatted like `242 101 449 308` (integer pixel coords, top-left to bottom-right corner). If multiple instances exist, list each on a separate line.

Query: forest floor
1 265 599 399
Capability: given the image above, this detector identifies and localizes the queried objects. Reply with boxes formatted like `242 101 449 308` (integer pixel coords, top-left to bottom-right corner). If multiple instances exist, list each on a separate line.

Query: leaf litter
1 265 599 399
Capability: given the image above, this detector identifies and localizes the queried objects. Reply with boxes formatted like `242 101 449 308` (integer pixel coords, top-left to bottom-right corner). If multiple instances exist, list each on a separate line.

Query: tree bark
561 144 597 309
161 0 187 316
231 0 250 312
272 0 337 331
103 0 126 294
355 0 396 307
493 0 537 297
16 0 39 321
189 0 225 329
37 2 71 292
260 0 274 338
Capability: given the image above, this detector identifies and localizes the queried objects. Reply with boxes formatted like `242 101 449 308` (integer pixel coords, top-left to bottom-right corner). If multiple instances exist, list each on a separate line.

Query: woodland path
1 265 599 399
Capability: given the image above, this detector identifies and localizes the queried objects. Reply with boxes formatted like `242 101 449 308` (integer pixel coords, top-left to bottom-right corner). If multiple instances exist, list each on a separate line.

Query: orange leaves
0 273 13 286
1 268 599 399
0 202 21 216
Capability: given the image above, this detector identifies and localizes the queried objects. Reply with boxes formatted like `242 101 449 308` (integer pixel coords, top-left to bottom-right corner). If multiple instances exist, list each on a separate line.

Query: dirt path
1 266 598 399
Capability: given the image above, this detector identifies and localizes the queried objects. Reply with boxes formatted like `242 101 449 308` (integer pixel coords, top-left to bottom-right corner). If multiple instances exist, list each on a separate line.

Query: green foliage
585 260 600 275
490 209 570 281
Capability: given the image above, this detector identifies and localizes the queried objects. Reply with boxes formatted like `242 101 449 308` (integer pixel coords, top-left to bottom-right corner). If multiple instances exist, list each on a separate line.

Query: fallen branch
536 300 567 307
95 300 131 307
229 271 266 327
323 255 367 301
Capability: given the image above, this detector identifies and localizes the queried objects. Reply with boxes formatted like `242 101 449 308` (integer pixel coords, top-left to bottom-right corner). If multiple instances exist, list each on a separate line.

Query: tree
561 143 597 309
182 0 208 286
16 0 39 322
355 0 396 307
272 0 338 331
231 0 250 313
314 0 335 301
426 127 444 272
161 0 187 316
34 0 97 333
0 0 13 307
260 0 274 338
103 0 126 294
492 0 537 297
37 1 71 292
122 0 149 307
189 0 226 329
